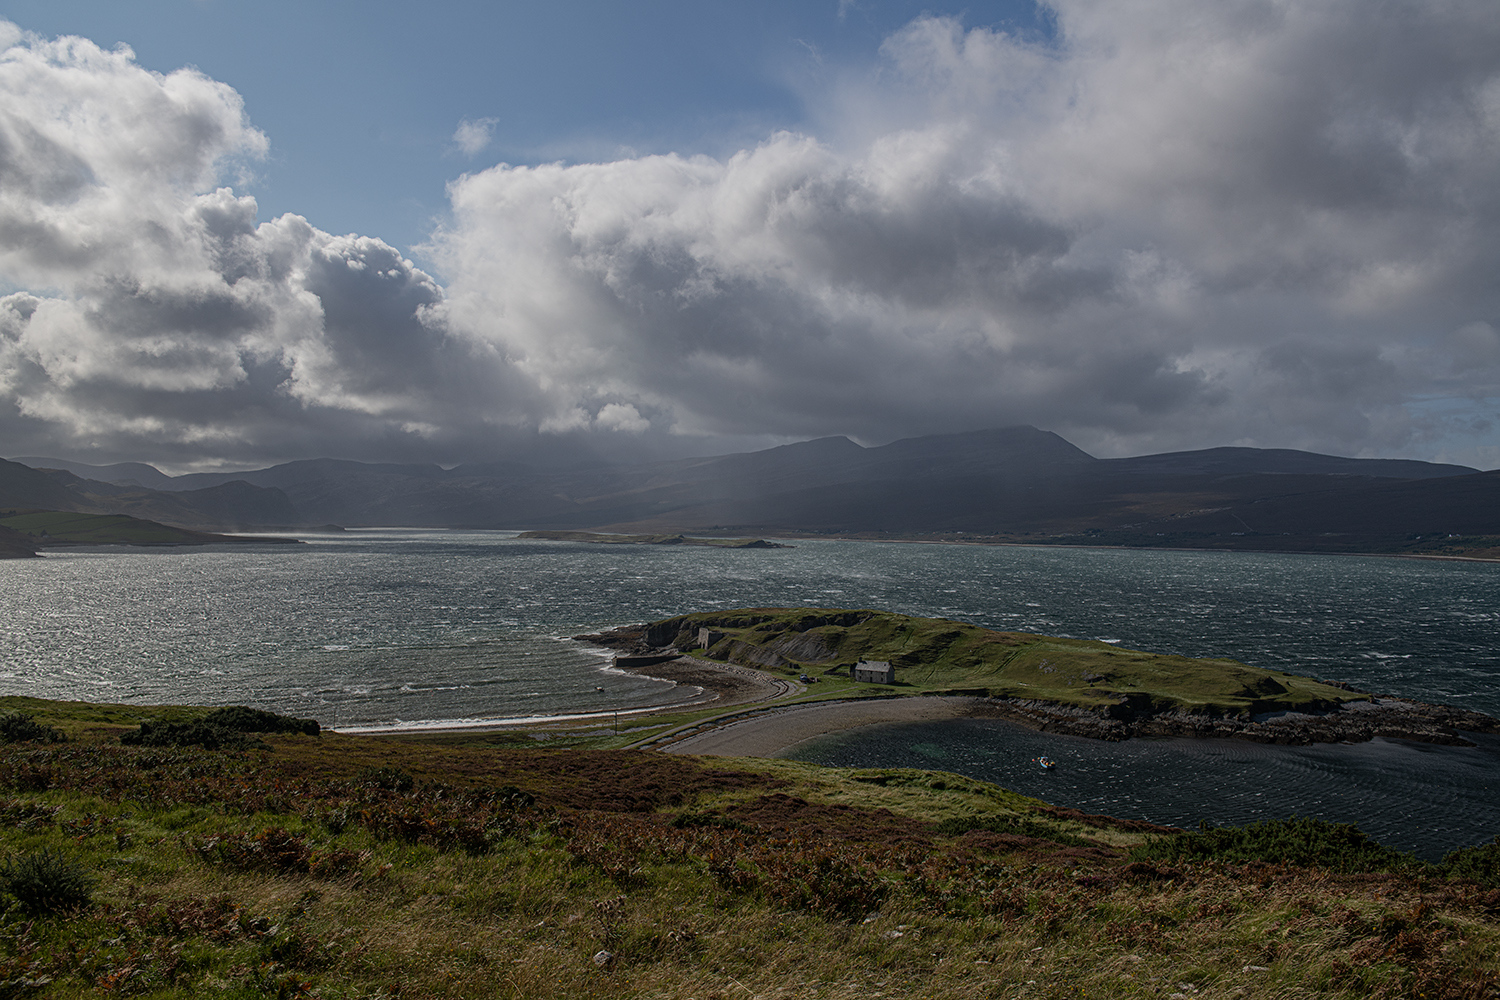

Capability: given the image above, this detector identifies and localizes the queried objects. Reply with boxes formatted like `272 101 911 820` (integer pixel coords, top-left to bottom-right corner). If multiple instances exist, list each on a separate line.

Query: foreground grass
0 705 1495 999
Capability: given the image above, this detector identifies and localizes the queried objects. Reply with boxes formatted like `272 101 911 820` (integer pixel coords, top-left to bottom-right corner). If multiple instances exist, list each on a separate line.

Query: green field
652 608 1361 719
0 509 299 548
0 509 205 545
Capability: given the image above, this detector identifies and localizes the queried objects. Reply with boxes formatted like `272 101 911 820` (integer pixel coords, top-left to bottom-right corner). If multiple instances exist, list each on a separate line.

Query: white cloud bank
2 2 1499 469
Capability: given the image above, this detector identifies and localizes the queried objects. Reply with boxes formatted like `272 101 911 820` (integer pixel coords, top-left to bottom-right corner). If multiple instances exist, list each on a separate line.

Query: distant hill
7 429 1496 557
12 457 181 490
1098 446 1474 480
0 458 299 533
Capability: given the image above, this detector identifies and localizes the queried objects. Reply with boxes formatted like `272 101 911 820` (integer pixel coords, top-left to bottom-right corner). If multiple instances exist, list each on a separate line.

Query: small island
516 530 789 548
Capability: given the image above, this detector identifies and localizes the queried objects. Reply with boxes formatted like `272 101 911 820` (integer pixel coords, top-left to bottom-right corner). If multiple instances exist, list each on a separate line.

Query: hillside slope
10 427 1496 556
0 458 300 532
0 509 300 548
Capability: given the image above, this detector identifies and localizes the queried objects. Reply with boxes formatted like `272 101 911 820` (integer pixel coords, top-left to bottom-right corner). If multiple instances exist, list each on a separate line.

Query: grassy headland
586 608 1496 746
668 608 1353 714
0 509 299 549
0 696 1495 998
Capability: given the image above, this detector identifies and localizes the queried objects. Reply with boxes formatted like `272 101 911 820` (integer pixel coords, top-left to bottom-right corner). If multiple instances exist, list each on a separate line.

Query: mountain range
5 426 1497 557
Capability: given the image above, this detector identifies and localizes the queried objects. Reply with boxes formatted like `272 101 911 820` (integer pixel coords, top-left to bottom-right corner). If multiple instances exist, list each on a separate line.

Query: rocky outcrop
635 609 873 650
577 619 839 671
573 624 657 656
978 694 1500 746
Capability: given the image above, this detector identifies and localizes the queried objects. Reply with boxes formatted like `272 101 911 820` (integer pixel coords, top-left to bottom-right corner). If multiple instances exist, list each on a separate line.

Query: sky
0 0 1497 473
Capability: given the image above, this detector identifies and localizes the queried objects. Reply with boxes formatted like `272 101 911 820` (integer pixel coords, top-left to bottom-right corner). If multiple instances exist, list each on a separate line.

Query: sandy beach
662 695 985 757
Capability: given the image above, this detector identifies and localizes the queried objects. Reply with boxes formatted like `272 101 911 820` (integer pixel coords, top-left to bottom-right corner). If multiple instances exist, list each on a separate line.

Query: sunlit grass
666 608 1363 717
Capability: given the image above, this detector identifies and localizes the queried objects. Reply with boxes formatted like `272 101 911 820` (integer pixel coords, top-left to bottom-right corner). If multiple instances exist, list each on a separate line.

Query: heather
0 702 1493 998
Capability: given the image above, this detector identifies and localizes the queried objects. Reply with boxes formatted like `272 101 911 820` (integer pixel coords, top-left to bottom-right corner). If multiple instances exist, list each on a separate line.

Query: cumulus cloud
430 0 1500 463
452 117 498 156
2 2 1500 468
0 24 536 467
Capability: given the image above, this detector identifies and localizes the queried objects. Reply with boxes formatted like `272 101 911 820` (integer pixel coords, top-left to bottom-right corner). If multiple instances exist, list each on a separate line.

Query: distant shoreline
748 532 1500 563
514 530 789 548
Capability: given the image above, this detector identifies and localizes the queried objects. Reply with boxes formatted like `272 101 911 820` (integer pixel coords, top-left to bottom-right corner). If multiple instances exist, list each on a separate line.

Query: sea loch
3 530 1496 855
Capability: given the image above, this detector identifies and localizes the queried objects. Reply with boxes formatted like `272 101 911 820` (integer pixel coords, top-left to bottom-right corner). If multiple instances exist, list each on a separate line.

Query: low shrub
353 766 414 792
117 707 319 751
670 812 748 832
358 791 536 854
188 826 366 876
0 798 59 830
120 719 266 751
0 712 64 745
203 706 320 736
0 847 95 914
934 813 1088 846
1437 835 1500 888
759 845 889 920
1131 816 1422 873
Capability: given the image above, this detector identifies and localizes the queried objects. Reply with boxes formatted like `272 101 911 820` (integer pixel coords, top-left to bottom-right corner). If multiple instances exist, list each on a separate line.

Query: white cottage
853 659 894 684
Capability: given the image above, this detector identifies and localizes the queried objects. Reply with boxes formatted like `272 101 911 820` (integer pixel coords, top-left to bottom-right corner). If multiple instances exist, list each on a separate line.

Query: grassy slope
0 509 209 545
0 509 298 548
658 608 1359 718
0 697 1494 999
0 524 38 558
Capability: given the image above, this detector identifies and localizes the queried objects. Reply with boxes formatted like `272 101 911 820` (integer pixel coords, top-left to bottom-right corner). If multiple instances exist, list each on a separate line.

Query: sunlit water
2 530 1496 854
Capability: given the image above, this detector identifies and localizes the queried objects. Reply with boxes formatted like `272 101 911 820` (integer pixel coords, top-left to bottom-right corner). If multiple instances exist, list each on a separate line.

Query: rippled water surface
3 530 1496 851
789 720 1500 860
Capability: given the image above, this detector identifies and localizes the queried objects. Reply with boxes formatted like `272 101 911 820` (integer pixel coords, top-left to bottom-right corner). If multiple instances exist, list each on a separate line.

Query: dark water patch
787 718 1500 861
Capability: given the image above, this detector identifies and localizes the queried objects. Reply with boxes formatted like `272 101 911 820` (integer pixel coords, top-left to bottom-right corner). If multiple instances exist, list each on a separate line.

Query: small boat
1034 756 1056 770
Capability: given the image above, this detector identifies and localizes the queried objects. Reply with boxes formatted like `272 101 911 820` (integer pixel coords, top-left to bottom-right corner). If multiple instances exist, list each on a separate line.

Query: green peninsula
647 607 1348 713
604 608 1498 744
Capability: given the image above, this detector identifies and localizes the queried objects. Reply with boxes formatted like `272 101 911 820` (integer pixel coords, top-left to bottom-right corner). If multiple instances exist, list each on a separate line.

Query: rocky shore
976 694 1500 746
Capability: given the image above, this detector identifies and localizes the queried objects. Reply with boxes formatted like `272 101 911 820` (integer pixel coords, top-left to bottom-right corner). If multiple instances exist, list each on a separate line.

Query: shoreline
335 648 1499 750
333 651 793 736
758 533 1500 563
654 689 1500 757
319 612 1500 749
658 695 985 757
